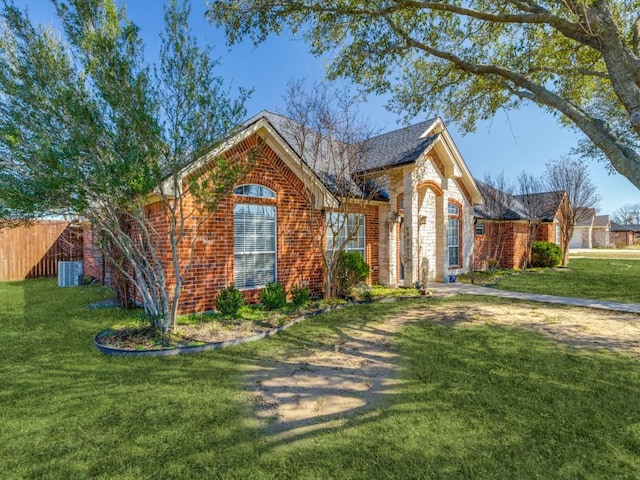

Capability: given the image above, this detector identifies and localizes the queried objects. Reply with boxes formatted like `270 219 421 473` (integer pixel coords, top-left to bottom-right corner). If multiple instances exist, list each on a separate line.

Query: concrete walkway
430 282 640 315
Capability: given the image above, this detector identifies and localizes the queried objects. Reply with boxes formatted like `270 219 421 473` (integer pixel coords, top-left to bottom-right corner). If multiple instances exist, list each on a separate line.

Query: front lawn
2 279 640 478
495 257 640 303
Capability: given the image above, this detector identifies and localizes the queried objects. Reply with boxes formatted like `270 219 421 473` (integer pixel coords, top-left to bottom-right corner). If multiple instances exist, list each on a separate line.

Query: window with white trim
447 202 461 267
327 213 365 257
234 204 276 289
475 220 484 236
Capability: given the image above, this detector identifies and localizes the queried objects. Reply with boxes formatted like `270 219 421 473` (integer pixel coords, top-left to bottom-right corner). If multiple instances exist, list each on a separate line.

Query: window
475 220 484 236
447 202 461 267
234 204 276 289
327 213 365 257
555 223 562 246
233 184 275 199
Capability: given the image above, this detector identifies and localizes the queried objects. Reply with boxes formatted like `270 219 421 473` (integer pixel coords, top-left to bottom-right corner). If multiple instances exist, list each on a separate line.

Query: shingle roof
243 111 445 201
610 222 640 232
593 214 610 228
475 181 564 222
473 180 529 220
513 191 564 222
246 110 440 173
359 119 440 171
575 207 596 226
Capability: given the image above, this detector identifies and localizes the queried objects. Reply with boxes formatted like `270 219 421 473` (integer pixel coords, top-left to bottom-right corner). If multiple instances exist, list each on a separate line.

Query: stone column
403 169 417 287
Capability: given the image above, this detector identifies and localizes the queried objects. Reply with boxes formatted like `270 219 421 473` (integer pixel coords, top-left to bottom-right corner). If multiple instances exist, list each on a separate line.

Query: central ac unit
58 261 83 287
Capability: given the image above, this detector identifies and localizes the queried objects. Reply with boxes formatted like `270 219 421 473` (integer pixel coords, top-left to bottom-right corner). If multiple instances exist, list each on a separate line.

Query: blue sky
17 0 640 215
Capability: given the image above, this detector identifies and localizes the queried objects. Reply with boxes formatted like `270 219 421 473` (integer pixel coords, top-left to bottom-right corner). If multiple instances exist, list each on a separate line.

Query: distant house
473 181 565 269
569 209 611 248
85 111 482 314
609 222 640 247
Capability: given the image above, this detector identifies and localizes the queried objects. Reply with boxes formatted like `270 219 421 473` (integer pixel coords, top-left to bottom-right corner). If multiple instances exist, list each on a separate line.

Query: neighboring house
609 222 640 247
85 111 482 314
592 215 611 248
569 209 611 248
473 181 565 269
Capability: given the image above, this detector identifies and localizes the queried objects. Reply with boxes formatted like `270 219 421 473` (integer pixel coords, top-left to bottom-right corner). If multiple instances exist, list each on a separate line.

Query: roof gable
170 110 483 206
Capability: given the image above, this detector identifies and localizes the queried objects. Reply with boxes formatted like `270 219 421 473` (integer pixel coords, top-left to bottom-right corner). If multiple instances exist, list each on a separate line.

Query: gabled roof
170 110 482 205
575 207 596 227
610 222 640 232
473 180 529 220
359 119 440 170
475 181 565 222
594 214 610 228
513 191 565 222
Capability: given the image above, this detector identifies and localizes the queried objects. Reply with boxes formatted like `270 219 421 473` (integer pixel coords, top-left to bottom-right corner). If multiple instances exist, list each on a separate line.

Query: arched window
233 184 276 199
447 202 461 267
233 185 277 289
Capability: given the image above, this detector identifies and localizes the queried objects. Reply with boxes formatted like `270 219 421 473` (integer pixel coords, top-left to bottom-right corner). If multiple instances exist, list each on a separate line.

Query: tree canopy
0 0 250 331
207 0 640 189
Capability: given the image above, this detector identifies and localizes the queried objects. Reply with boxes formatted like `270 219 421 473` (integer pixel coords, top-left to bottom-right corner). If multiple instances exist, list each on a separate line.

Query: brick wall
83 132 381 315
82 224 104 282
474 221 545 269
159 134 379 315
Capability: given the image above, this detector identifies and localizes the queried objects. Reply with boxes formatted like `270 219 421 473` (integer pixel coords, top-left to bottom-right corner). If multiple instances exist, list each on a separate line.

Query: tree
515 172 546 269
612 202 640 224
476 172 515 270
208 0 640 190
280 80 384 298
543 156 600 265
0 0 251 333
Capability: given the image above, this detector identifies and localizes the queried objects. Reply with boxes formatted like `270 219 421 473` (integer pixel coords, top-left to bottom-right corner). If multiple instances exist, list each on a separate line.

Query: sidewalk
430 282 640 315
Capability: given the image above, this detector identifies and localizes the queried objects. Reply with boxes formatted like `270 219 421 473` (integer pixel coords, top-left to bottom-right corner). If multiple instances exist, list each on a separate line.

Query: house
569 209 611 248
609 222 640 247
473 181 565 269
85 111 482 314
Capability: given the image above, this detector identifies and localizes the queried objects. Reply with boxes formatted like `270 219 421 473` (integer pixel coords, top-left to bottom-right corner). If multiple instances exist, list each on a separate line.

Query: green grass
495 258 640 303
2 279 640 478
571 247 640 259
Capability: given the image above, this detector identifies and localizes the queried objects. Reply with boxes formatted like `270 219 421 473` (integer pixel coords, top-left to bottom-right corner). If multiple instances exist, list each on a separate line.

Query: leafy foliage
290 284 311 307
0 0 251 332
215 284 244 316
259 281 287 310
530 241 562 268
208 0 640 189
334 250 369 297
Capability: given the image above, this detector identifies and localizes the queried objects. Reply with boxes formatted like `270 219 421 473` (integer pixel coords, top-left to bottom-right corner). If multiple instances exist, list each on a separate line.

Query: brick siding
474 220 558 270
85 133 380 315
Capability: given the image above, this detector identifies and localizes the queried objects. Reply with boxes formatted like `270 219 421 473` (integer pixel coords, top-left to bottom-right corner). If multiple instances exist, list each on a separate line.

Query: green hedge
530 241 562 268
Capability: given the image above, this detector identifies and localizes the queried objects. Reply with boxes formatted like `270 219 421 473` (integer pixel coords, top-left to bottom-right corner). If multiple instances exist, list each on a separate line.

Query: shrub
259 282 287 310
335 251 370 297
290 285 310 307
215 284 244 316
530 241 562 268
487 258 500 273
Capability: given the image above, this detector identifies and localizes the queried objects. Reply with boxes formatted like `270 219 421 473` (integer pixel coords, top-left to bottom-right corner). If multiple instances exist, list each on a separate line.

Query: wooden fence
0 221 84 281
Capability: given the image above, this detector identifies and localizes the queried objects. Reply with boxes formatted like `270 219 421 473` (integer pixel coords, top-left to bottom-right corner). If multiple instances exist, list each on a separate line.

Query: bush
530 241 562 268
290 285 310 307
335 251 370 297
259 282 287 310
215 284 244 316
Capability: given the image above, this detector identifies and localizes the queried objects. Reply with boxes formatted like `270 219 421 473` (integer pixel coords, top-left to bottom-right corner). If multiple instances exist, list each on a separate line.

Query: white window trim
233 184 276 199
233 203 277 290
327 212 366 257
